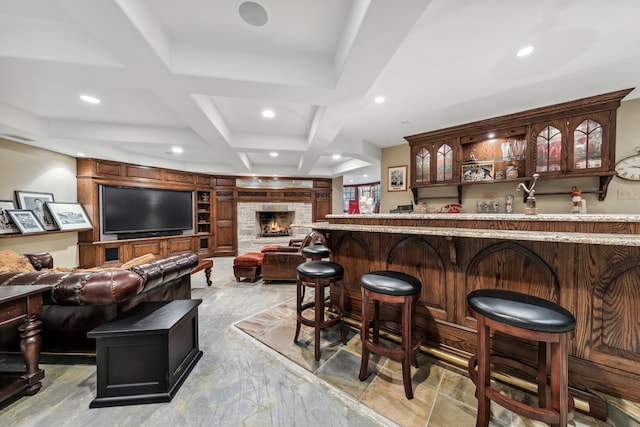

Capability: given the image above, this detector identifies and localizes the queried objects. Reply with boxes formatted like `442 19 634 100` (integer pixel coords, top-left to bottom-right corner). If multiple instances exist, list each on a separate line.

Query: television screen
101 185 193 235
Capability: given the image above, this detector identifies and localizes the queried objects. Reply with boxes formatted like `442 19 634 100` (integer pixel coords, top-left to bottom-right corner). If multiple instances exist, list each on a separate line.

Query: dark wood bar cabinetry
406 89 633 203
76 158 331 267
314 213 640 413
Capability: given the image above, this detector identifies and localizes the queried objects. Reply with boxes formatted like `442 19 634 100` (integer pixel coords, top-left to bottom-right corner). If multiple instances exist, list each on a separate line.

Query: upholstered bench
233 252 264 283
191 258 213 286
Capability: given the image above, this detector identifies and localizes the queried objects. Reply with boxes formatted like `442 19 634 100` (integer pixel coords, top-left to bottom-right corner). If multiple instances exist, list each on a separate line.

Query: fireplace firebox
257 211 294 237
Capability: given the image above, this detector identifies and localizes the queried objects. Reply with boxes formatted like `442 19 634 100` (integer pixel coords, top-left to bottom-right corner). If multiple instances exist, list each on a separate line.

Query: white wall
379 97 640 215
0 138 79 266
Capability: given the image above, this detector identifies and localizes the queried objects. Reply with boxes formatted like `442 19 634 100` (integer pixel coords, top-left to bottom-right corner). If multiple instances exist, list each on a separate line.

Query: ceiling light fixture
171 147 183 154
269 152 278 157
375 96 385 104
333 154 341 160
80 94 100 104
262 109 275 118
77 152 85 157
239 2 268 27
516 46 534 57
487 133 495 138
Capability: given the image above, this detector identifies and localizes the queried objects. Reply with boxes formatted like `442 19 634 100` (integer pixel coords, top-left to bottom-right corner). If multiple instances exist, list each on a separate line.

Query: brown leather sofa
0 251 199 354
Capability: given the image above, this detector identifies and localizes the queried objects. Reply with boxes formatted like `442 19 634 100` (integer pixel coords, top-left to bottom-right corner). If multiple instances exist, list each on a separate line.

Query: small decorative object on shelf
570 186 583 214
505 194 514 214
516 174 540 215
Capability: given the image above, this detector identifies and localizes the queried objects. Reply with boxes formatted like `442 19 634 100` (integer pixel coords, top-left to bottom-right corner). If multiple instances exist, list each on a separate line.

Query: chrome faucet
516 173 540 215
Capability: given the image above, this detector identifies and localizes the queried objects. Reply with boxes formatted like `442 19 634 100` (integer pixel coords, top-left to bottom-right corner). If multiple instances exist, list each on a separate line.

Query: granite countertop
326 213 640 222
312 221 640 247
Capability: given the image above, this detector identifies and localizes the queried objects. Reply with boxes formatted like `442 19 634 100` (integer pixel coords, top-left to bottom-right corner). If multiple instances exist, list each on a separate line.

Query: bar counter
312 213 640 412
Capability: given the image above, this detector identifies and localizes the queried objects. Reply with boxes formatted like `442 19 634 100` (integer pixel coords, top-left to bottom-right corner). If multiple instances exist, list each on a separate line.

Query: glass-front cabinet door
531 119 566 177
567 111 610 174
531 111 610 177
411 139 458 186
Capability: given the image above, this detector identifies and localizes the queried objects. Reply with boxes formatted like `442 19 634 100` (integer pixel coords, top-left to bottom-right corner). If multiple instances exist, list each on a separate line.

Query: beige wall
331 176 344 216
0 139 79 266
380 97 640 215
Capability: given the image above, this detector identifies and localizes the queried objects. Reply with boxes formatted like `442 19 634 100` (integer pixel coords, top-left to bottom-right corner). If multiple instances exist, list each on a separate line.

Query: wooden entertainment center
76 158 331 268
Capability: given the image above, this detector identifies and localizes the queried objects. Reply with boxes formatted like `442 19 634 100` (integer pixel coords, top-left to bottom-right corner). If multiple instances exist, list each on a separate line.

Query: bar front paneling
315 214 640 404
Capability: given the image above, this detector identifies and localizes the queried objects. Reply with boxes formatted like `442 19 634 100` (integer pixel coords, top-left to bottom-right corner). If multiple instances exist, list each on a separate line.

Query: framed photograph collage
0 191 92 235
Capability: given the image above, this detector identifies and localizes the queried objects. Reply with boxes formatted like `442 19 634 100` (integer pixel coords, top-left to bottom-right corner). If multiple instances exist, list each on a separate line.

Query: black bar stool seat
359 271 422 399
467 289 576 427
294 261 346 361
301 244 330 260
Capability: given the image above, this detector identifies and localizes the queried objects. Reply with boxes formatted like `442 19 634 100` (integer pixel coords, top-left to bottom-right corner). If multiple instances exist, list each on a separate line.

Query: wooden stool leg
314 281 323 361
402 295 414 399
476 316 491 427
551 335 570 427
538 341 550 409
359 288 370 381
338 279 346 345
373 299 380 345
294 278 303 343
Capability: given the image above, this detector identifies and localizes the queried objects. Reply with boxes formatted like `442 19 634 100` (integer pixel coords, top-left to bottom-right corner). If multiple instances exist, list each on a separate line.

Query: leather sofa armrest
23 252 54 270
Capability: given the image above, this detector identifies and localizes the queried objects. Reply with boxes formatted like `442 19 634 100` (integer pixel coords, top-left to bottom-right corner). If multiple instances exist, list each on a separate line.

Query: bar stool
294 261 346 361
467 289 576 427
359 271 422 399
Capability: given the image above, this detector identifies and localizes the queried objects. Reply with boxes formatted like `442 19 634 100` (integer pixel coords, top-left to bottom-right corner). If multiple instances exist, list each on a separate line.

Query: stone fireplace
257 211 294 237
237 202 312 254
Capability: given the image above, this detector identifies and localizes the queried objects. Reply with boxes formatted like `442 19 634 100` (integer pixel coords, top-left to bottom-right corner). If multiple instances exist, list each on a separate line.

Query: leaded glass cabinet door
536 124 563 174
436 143 454 182
567 111 610 173
415 147 430 184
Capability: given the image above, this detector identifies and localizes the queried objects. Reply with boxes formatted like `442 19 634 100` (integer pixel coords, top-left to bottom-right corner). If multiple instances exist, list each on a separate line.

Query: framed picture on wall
0 200 20 235
46 202 93 231
388 165 408 192
7 210 46 234
15 190 57 230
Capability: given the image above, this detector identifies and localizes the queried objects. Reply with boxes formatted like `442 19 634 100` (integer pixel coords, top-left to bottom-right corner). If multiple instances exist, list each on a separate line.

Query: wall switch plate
617 189 640 200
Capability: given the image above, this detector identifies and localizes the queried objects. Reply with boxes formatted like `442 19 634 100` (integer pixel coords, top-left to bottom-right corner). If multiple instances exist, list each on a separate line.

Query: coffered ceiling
1 0 639 185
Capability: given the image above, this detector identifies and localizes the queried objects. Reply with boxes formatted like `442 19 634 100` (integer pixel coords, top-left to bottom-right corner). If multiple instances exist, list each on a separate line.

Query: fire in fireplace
257 211 295 237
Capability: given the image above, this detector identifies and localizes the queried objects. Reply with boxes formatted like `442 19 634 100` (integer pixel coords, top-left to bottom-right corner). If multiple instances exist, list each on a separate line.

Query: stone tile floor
0 256 637 426
235 296 616 427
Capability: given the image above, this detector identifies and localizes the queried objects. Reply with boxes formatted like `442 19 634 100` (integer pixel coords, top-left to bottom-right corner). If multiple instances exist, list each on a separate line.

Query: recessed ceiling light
77 152 85 157
171 147 183 154
375 96 385 104
262 109 275 118
269 152 278 157
363 174 368 177
80 94 100 104
332 154 341 160
488 133 495 138
239 1 268 27
516 46 534 57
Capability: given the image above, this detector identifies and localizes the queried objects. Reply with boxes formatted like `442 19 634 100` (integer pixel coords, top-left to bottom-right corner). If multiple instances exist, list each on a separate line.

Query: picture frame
388 165 408 192
14 190 57 230
46 202 93 231
0 200 20 235
461 162 494 182
7 210 46 234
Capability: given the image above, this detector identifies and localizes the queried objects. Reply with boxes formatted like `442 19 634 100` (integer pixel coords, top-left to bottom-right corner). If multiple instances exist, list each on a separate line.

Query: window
342 182 381 213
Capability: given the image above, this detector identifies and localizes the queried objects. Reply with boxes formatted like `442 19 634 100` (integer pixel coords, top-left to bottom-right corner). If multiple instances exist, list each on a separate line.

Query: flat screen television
100 185 193 238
